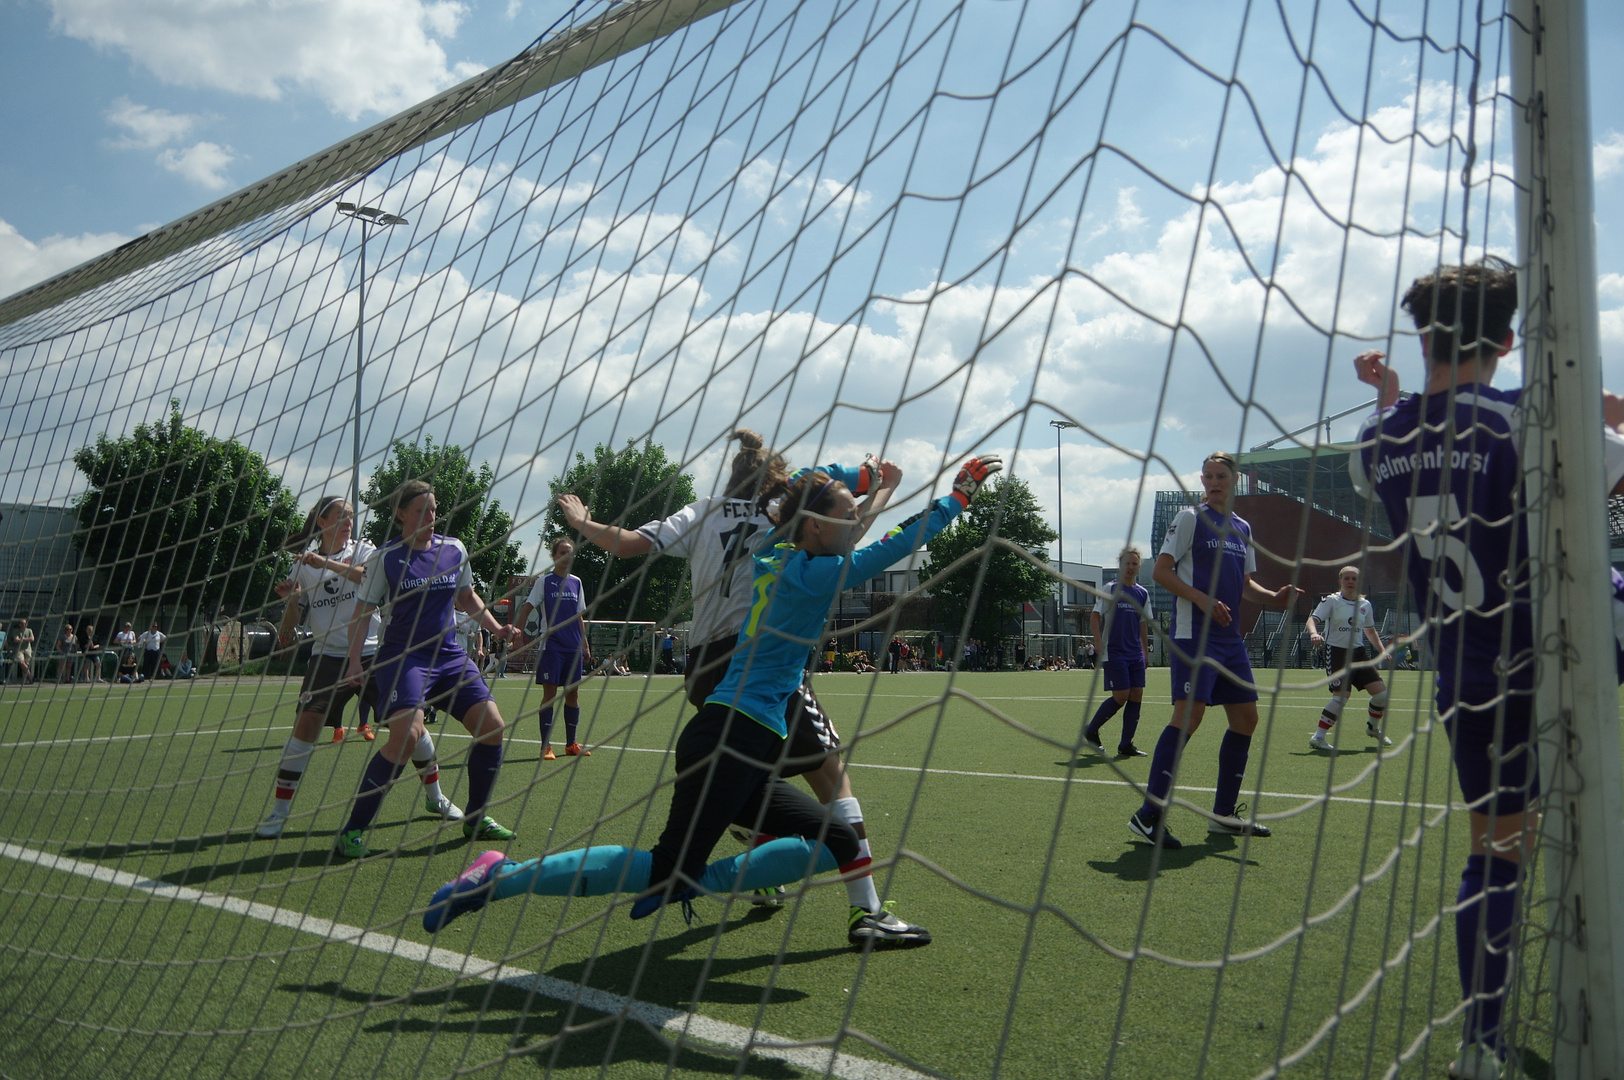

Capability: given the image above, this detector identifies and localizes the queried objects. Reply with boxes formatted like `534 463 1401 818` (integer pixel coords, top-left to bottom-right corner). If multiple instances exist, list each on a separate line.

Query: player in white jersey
1305 565 1391 751
556 429 932 945
254 496 461 840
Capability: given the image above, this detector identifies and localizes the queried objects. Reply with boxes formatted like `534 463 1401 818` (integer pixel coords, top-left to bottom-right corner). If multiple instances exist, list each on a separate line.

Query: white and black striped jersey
638 496 775 647
1310 593 1374 651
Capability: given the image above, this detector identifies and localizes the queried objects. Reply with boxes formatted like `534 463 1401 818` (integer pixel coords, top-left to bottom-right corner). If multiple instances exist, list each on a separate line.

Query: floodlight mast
335 202 407 512
1050 419 1079 633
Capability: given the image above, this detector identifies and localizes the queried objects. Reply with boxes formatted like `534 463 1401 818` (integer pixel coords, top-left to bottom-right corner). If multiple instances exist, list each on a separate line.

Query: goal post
1513 0 1624 1075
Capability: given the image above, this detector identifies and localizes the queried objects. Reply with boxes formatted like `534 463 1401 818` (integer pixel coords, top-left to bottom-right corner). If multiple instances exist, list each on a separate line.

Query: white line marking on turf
0 841 926 1080
0 724 1454 812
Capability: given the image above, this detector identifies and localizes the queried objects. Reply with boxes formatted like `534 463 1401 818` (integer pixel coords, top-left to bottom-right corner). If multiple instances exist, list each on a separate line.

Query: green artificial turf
0 668 1588 1079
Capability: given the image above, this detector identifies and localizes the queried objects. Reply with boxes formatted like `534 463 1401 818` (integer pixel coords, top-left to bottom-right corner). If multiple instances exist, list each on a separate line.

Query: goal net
2 0 1619 1077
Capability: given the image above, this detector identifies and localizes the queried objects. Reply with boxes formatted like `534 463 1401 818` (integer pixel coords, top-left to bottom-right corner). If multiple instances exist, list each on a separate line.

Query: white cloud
0 219 131 300
1597 131 1624 181
155 141 237 189
49 0 486 119
106 97 199 149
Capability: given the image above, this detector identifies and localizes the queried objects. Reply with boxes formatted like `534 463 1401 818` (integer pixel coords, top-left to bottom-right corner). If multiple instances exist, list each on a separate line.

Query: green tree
543 439 696 621
920 475 1059 640
360 436 525 593
71 402 302 619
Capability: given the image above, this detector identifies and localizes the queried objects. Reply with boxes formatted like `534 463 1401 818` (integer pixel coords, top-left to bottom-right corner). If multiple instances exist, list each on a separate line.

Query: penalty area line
0 840 927 1080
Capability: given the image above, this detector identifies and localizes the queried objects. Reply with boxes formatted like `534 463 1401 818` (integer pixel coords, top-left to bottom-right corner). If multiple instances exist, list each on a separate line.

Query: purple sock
1457 854 1520 1050
1121 701 1142 745
538 705 554 744
465 741 503 819
1085 698 1121 740
1138 725 1188 819
1213 729 1252 818
343 753 404 833
564 706 580 744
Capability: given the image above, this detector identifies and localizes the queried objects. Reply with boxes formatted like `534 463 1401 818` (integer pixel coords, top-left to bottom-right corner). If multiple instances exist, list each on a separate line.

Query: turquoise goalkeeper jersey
706 494 963 736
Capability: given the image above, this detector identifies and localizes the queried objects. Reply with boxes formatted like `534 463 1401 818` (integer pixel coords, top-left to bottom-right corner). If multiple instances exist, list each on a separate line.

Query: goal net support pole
1514 0 1624 1074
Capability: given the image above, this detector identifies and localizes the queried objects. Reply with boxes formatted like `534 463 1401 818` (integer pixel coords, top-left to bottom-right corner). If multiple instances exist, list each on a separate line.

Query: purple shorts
1443 694 1538 815
1168 637 1257 706
534 646 584 687
370 649 491 722
1101 656 1146 693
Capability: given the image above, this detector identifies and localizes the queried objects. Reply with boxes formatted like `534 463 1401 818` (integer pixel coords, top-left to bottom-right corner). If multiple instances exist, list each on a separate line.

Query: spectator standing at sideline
12 619 36 684
57 623 77 684
136 621 166 683
78 620 101 683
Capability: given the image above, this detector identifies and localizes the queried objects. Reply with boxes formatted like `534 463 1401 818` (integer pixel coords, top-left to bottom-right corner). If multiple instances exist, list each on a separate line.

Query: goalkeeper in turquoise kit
422 453 1001 943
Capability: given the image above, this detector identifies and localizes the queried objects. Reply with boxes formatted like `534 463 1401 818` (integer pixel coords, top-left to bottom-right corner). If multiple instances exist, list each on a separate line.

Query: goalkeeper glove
950 455 1002 508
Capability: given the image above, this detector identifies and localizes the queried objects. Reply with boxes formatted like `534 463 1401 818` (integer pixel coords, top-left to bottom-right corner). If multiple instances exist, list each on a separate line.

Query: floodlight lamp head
336 202 408 227
1049 419 1079 431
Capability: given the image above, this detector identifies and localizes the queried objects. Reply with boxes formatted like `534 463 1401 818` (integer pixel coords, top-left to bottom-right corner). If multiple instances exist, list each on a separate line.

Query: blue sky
3 0 1624 569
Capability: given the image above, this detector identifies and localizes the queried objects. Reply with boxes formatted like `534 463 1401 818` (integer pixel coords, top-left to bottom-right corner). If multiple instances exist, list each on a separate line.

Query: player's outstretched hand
274 579 298 599
556 494 589 531
878 458 903 490
491 624 513 644
951 455 1003 507
1353 350 1401 409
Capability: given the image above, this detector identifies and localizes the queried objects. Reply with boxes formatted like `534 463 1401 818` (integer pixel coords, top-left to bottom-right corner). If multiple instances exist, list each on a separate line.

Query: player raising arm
1128 451 1301 850
1349 261 1533 1080
1305 565 1391 751
422 456 1000 948
552 431 932 945
333 480 516 859
1082 545 1153 757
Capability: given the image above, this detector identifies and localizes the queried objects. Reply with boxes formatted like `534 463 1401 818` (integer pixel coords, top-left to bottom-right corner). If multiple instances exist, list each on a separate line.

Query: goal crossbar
0 0 747 339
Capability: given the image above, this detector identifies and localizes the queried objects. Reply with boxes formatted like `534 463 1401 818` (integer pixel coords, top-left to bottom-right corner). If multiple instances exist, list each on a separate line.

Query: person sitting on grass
422 455 1000 945
176 654 196 679
118 653 139 684
156 655 174 679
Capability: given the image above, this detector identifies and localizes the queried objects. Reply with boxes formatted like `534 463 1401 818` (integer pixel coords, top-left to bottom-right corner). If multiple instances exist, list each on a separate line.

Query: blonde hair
1118 544 1143 568
1339 565 1361 578
1203 451 1237 475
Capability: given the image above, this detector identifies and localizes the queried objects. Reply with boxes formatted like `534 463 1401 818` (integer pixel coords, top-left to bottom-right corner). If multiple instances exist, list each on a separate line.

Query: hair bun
730 428 763 450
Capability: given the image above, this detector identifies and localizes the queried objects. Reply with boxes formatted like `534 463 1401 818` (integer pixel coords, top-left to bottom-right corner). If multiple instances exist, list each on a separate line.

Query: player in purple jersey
1347 262 1533 1080
1082 545 1153 756
333 480 517 859
516 537 592 760
1128 452 1301 850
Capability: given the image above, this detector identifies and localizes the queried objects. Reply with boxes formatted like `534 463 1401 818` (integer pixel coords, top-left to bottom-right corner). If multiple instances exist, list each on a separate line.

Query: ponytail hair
725 428 790 508
285 494 350 551
777 470 843 544
384 479 435 528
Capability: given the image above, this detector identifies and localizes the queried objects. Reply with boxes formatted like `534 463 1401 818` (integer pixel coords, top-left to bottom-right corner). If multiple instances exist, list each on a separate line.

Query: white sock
272 737 315 811
831 796 881 912
1317 695 1345 731
412 732 444 802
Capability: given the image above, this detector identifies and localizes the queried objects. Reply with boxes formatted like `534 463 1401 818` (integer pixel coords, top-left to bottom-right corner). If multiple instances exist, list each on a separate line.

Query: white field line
0 723 1456 813
0 840 928 1080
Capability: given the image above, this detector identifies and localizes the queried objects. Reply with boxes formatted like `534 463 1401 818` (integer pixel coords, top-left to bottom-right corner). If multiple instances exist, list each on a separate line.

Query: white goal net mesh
0 1 1610 1078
